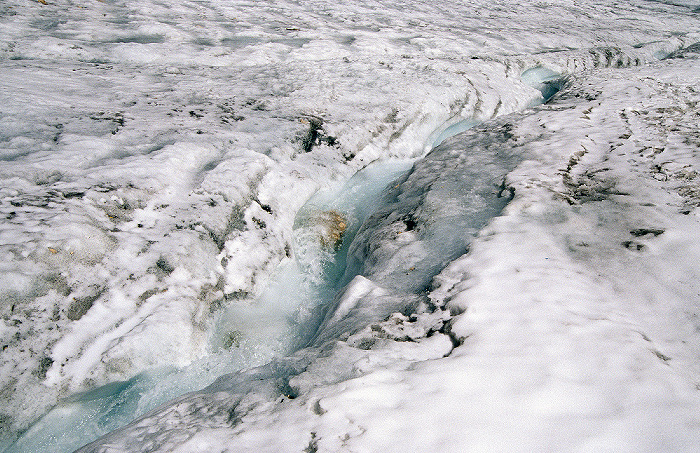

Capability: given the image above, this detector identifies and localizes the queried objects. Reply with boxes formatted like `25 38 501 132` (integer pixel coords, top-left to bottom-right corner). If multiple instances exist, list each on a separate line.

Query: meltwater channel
6 159 414 453
6 68 562 453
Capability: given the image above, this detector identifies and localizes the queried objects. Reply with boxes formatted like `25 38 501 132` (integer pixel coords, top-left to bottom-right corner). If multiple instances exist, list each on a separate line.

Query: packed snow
1 0 699 452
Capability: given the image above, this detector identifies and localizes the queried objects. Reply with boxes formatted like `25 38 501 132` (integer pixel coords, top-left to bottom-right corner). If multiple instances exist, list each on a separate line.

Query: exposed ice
1 0 700 452
79 55 700 453
520 66 565 104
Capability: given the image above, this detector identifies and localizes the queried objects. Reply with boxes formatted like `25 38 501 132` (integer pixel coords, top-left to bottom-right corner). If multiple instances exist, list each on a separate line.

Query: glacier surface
1 0 700 451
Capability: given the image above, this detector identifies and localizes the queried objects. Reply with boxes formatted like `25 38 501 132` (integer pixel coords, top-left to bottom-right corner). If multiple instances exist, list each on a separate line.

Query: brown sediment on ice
315 210 347 250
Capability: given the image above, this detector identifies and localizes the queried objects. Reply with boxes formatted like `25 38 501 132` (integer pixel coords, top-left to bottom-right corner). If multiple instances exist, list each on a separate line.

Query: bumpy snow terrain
1 1 699 452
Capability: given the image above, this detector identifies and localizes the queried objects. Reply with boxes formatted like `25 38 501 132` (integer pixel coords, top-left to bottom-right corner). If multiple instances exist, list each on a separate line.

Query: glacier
1 0 700 452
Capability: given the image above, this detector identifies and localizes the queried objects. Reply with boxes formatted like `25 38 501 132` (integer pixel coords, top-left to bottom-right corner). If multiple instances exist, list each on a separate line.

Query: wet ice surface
311 120 523 347
5 159 419 453
1 0 700 451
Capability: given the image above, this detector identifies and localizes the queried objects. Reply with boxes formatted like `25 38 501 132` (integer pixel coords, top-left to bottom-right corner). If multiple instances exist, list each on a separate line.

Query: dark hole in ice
404 218 416 231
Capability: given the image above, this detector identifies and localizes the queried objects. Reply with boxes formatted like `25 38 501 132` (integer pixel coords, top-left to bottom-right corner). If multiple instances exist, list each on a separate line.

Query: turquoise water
7 159 416 453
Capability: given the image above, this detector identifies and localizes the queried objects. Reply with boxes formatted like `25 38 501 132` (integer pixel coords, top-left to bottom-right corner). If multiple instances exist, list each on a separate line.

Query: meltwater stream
7 68 562 453
6 160 415 453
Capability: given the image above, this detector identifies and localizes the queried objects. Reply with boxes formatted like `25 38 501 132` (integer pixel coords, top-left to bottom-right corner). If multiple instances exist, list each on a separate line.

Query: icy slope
78 55 700 452
1 0 699 451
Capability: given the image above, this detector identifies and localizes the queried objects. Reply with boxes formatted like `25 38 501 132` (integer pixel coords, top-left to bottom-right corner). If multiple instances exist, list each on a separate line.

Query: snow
1 0 700 452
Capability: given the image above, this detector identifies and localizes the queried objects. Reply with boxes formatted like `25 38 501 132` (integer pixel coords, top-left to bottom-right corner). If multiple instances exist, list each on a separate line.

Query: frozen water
521 66 565 104
4 158 416 452
424 117 481 151
1 0 700 451
311 117 524 346
5 155 419 452
81 55 700 453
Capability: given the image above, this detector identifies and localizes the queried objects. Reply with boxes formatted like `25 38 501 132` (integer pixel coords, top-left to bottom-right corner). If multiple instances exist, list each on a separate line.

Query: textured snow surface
1 0 700 452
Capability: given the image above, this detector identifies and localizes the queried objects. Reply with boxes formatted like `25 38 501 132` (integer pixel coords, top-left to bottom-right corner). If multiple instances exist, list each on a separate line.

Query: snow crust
1 0 700 451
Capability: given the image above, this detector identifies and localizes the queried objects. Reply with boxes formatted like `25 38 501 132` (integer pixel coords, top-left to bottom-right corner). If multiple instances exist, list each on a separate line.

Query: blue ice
521 66 565 104
9 104 517 453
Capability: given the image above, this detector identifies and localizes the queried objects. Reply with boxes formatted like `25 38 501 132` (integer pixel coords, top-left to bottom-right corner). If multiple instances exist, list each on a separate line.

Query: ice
2 0 700 451
520 66 565 104
4 153 417 452
425 117 481 150
310 116 524 346
77 57 700 452
215 157 418 353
